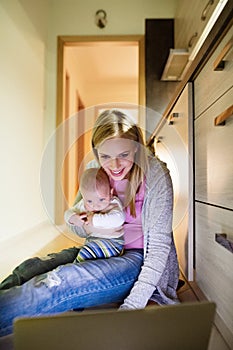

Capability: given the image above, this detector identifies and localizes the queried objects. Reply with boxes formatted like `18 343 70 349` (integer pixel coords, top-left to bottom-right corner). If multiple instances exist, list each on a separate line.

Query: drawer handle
215 234 233 253
155 136 163 143
213 36 233 71
188 32 198 48
214 104 233 126
168 112 179 125
201 0 214 21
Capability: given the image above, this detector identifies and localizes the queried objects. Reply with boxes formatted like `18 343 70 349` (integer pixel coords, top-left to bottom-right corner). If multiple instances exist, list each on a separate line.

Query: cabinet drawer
194 24 233 118
175 0 218 53
195 202 233 335
195 87 233 209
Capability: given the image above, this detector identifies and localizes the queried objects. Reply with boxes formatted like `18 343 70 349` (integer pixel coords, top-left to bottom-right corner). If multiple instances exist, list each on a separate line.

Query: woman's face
97 138 138 181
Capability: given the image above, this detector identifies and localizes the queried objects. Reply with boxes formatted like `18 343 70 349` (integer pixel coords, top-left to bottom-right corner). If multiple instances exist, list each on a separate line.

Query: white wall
44 0 178 223
0 0 178 242
66 45 139 107
0 0 49 241
45 0 178 137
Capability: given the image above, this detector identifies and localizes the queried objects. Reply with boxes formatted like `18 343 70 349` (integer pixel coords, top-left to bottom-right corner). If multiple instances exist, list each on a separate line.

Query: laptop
14 301 215 350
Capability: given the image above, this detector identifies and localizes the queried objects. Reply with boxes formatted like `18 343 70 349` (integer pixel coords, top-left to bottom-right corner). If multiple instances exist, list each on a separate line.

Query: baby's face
82 187 111 212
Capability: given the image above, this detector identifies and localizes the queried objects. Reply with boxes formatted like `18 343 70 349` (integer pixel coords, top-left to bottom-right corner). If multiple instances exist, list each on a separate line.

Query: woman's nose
110 157 120 169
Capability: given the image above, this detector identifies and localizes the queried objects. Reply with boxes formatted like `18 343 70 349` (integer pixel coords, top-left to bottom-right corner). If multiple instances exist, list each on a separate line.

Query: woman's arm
63 160 100 237
91 198 125 228
120 161 175 309
65 200 124 238
84 223 124 238
64 197 89 238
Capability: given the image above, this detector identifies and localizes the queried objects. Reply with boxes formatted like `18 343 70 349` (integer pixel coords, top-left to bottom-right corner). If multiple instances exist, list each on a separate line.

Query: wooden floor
177 274 230 350
0 224 231 349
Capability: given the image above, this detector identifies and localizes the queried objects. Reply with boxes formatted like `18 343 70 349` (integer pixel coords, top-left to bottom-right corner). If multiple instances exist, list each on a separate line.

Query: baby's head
80 168 112 212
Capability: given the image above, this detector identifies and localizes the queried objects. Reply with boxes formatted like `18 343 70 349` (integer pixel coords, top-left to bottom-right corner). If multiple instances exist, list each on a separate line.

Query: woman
0 110 179 337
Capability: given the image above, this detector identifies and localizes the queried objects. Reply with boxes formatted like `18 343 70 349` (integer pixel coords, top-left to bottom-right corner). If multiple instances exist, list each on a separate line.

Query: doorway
55 35 145 225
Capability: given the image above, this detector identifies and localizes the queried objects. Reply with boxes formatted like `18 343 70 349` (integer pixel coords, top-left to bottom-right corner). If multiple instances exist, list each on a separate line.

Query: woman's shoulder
147 155 170 176
145 155 172 193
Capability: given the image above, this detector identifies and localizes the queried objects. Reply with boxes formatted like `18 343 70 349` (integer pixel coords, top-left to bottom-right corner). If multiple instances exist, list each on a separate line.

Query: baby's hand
69 213 87 227
80 213 88 222
85 212 94 225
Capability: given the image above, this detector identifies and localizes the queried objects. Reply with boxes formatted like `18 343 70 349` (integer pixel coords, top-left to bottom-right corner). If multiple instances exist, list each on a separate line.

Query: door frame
56 35 145 127
55 35 145 225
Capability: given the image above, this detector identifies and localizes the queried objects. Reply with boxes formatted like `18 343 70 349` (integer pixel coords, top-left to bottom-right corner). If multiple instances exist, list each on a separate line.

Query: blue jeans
0 249 143 337
0 247 80 289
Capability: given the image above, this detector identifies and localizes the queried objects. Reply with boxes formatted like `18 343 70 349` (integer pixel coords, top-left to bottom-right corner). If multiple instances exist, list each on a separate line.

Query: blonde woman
0 110 179 337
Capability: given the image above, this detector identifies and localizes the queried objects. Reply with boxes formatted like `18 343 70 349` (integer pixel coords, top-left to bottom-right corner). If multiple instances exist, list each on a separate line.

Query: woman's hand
86 212 94 225
69 213 86 227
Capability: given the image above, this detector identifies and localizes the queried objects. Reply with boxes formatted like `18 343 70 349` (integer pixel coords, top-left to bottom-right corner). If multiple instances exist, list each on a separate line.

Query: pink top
110 178 145 249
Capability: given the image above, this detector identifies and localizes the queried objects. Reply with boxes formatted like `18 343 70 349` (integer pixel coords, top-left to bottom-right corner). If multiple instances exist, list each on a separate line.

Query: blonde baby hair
79 168 110 196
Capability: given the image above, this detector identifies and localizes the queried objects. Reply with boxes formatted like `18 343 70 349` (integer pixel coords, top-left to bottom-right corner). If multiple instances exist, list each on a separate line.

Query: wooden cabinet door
195 87 233 209
195 202 233 337
194 24 233 118
155 83 194 280
175 0 219 52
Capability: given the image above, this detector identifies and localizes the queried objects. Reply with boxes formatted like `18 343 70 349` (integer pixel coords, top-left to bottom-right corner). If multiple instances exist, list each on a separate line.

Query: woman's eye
120 152 129 158
100 155 110 160
87 200 92 204
99 198 105 202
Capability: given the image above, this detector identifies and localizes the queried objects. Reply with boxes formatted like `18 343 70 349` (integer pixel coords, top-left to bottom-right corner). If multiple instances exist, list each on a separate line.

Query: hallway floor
177 275 230 350
0 224 231 349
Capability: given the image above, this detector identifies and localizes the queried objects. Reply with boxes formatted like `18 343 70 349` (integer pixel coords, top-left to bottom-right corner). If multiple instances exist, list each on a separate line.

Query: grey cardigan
64 156 179 308
120 155 179 309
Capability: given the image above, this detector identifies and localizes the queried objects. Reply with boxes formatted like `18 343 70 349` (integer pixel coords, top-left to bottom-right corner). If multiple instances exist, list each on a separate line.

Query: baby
65 167 125 262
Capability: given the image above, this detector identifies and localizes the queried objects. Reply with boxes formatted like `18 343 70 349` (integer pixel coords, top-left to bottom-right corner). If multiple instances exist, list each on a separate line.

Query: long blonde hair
92 109 148 217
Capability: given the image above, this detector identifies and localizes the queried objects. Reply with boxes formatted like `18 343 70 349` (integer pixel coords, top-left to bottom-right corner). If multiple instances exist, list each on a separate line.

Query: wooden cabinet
148 5 233 345
194 23 233 347
195 203 233 338
194 25 233 117
195 87 233 209
154 83 194 281
175 0 219 52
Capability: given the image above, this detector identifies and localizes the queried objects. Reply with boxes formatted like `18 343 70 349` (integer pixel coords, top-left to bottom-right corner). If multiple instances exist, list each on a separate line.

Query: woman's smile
97 138 137 181
109 168 125 178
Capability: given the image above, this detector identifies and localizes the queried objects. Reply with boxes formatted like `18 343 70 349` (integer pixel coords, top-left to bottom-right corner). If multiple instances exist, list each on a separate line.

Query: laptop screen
14 301 215 350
